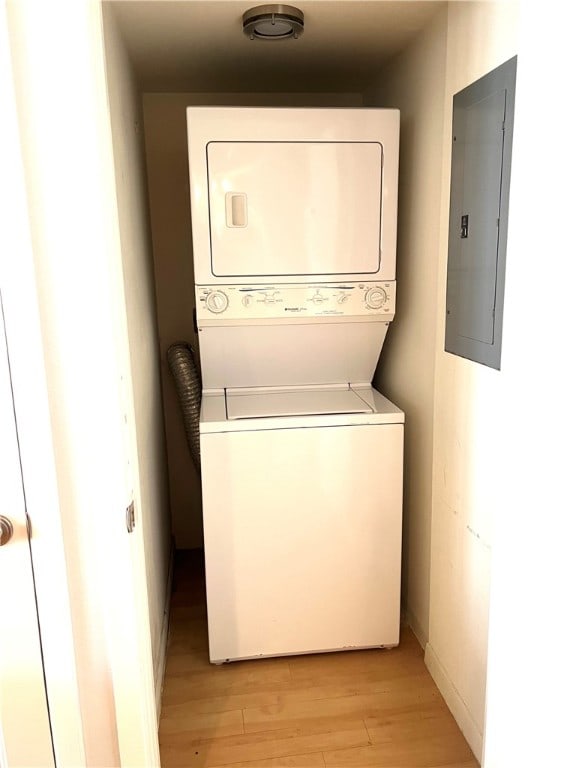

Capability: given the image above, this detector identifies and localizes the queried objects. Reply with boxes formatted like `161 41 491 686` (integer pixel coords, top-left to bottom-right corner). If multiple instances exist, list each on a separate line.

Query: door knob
0 516 14 546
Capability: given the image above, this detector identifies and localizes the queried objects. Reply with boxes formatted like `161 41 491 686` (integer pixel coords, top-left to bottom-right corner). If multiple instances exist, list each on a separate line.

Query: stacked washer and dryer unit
186 107 404 664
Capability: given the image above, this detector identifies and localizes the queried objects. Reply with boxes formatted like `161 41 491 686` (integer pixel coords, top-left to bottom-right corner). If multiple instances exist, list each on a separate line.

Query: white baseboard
154 543 174 724
424 642 483 762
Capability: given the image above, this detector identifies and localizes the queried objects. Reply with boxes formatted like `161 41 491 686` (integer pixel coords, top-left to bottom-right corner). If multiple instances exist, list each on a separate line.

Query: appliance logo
284 307 307 312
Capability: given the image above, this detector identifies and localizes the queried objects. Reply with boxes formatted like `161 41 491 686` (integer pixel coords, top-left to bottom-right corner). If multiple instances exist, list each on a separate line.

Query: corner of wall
154 540 175 722
101 2 172 693
362 4 450 652
427 0 520 754
425 642 483 760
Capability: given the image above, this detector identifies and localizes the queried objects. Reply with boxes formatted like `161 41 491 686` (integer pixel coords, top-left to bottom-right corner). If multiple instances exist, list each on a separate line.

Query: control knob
365 286 387 310
205 290 229 314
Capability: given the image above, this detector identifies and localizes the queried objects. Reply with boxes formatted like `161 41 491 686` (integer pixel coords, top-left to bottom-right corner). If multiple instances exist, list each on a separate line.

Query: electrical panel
445 57 517 370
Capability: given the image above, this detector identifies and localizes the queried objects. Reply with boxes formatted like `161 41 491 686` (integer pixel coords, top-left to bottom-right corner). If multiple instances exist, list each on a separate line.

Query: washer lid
226 386 373 420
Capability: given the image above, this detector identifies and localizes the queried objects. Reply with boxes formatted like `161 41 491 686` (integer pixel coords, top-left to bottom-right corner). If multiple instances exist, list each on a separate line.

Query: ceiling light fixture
242 4 304 41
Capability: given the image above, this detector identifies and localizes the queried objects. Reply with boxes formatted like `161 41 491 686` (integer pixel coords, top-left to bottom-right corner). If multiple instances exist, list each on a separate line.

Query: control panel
196 282 396 322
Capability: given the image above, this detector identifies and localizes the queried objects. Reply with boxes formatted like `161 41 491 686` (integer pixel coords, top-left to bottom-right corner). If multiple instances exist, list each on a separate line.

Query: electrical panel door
445 57 517 369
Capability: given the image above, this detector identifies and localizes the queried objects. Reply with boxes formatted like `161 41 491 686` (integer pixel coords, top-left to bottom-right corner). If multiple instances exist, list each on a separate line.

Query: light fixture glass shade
242 4 304 40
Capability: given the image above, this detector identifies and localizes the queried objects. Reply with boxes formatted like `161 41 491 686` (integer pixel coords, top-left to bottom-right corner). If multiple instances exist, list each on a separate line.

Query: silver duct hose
166 342 201 473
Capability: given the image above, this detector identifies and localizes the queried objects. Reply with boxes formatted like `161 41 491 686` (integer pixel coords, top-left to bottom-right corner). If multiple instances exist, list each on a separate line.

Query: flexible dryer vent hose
166 342 201 474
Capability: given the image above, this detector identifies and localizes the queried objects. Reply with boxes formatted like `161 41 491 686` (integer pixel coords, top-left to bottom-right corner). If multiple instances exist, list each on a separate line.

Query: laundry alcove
99 2 522 763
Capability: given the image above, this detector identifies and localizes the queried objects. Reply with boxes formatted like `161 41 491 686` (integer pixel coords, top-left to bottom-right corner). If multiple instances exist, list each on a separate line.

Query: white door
0 298 54 767
207 141 383 277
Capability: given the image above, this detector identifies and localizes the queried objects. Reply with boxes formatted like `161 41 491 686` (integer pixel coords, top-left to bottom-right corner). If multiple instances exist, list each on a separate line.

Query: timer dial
205 290 229 314
365 286 387 309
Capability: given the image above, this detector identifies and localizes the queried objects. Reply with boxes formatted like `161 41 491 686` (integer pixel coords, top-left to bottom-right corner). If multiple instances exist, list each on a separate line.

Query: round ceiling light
242 4 304 40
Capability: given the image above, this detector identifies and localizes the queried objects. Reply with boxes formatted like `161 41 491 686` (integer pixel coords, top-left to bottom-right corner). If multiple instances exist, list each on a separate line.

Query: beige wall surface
102 7 171 694
142 91 363 548
364 5 448 648
6 1 164 762
483 2 576 765
427 1 519 759
366 2 522 759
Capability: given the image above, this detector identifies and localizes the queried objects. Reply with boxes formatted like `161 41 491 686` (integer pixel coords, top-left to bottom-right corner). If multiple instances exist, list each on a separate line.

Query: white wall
366 2 523 760
6 2 140 763
102 5 172 697
364 6 448 648
426 1 519 760
142 91 363 548
6 2 160 763
483 1 576 765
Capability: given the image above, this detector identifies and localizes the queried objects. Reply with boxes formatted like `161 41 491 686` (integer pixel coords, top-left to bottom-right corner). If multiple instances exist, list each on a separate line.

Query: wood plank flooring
159 551 478 768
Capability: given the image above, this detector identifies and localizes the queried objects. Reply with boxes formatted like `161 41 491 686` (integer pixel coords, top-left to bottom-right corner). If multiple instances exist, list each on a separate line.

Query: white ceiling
109 0 445 92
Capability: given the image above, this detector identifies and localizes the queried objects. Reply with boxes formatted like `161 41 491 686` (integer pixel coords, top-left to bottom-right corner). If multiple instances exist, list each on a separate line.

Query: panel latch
126 501 135 533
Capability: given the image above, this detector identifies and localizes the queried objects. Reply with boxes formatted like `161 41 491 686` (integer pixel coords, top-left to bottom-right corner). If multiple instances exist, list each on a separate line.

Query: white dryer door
207 141 382 278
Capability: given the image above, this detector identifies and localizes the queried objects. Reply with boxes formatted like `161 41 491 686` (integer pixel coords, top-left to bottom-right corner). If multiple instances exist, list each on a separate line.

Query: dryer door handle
225 193 248 228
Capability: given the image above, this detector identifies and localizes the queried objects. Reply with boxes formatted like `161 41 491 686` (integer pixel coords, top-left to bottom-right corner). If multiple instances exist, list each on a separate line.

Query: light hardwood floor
159 551 479 768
